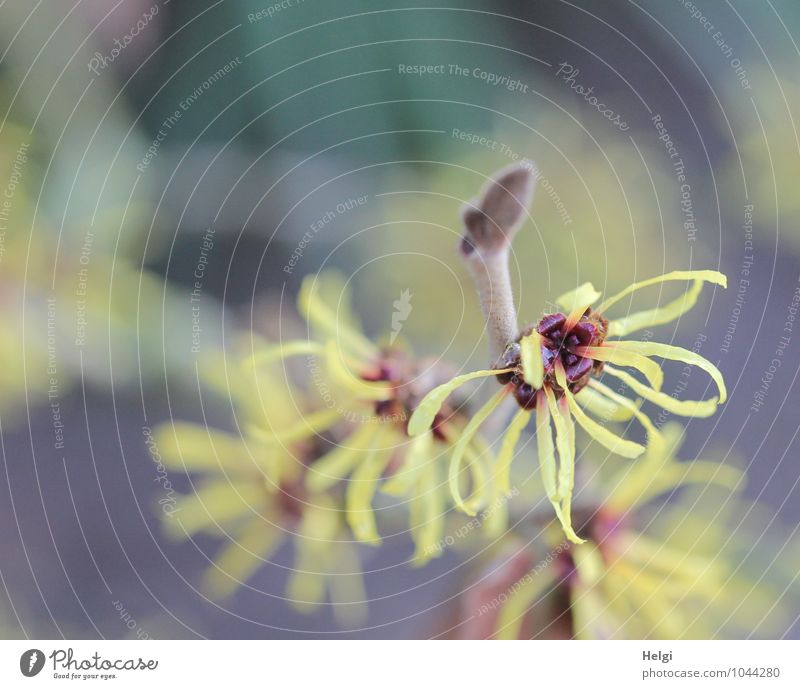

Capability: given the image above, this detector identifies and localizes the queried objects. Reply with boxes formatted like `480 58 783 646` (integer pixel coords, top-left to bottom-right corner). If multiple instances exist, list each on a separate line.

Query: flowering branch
459 163 535 362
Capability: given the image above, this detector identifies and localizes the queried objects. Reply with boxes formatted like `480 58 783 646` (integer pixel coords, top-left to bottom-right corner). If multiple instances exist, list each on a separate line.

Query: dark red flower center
363 349 464 441
497 309 608 408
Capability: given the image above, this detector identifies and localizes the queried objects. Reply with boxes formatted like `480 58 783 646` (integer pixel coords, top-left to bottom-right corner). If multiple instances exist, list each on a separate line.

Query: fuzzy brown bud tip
459 163 535 361
460 162 535 256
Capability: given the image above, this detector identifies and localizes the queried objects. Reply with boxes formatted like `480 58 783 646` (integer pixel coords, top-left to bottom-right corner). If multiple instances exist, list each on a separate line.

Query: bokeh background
0 0 798 638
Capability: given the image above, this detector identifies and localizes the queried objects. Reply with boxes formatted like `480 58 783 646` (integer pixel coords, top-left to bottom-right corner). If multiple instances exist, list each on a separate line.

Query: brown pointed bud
460 162 535 255
459 163 535 362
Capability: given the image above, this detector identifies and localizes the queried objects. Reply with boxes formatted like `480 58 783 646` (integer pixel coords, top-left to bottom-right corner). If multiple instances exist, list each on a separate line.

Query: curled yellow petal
543 387 571 502
410 458 445 566
558 282 603 330
324 340 392 401
153 423 250 474
202 518 283 599
608 279 705 337
609 339 726 404
577 344 663 391
305 424 379 493
463 444 490 515
164 479 265 539
496 408 532 493
621 460 744 509
287 498 340 612
575 385 636 422
555 362 644 459
534 393 557 501
543 385 584 544
246 407 341 445
587 379 664 454
345 440 394 545
325 539 368 626
598 269 726 312
556 281 602 314
520 331 544 389
603 365 719 418
407 368 511 436
243 340 324 369
448 387 508 516
298 272 377 360
572 543 606 587
565 392 645 459
382 431 433 497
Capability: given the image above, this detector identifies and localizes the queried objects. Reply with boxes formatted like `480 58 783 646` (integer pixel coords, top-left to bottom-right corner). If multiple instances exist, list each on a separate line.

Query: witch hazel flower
248 272 500 564
408 163 728 544
493 423 749 640
153 347 368 623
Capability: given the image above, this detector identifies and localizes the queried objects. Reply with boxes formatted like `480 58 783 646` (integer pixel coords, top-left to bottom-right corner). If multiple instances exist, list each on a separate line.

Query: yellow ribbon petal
608 279 704 337
556 281 602 314
246 407 341 445
543 385 584 544
534 392 557 500
202 518 283 598
496 408 532 493
520 331 544 389
410 458 446 566
577 344 664 391
609 340 726 404
555 363 644 459
243 340 324 369
407 368 512 436
381 431 434 497
323 340 393 401
448 387 508 516
597 270 727 314
298 272 378 360
575 385 636 422
345 437 394 545
603 365 720 418
305 424 379 493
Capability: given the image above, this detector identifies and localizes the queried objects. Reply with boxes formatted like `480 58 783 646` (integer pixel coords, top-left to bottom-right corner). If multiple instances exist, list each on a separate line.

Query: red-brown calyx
496 309 608 409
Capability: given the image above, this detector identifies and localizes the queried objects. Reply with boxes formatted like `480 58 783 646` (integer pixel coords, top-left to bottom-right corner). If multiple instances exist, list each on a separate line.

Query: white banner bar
1 640 798 687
